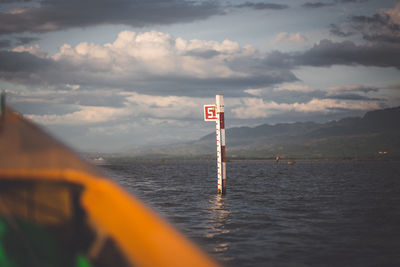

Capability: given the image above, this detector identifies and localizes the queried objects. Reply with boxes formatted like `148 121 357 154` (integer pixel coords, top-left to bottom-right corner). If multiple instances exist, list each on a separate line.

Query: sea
98 160 400 267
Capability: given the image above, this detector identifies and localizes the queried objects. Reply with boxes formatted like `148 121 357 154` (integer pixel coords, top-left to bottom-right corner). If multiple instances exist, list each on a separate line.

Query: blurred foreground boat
0 104 218 267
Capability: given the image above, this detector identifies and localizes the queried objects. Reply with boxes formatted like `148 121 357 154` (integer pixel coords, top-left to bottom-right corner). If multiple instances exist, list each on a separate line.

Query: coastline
86 153 397 163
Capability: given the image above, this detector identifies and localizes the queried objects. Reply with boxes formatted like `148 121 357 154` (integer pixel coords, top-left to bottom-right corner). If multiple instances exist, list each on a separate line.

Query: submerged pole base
217 185 226 195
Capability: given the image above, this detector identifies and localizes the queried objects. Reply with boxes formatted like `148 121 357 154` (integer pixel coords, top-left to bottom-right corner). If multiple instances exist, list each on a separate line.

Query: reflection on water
207 195 231 236
205 195 233 262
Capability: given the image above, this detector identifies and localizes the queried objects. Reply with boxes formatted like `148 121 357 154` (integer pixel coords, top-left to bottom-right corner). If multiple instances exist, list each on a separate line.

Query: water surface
99 160 400 266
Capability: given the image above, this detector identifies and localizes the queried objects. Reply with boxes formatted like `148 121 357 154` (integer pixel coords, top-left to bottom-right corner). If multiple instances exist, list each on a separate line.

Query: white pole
216 94 226 194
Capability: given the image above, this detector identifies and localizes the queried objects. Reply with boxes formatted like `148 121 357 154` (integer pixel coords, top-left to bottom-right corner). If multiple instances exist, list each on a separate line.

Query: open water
99 160 400 267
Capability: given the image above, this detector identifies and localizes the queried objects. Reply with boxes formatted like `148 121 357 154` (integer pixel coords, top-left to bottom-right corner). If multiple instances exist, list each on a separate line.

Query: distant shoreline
228 158 395 162
87 154 397 163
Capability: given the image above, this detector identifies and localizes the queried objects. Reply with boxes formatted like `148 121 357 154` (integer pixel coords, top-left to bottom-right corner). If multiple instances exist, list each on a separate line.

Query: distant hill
122 106 400 160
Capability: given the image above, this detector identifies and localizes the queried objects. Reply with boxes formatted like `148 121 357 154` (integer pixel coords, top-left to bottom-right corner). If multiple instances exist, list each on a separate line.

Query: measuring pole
203 94 227 194
216 95 226 194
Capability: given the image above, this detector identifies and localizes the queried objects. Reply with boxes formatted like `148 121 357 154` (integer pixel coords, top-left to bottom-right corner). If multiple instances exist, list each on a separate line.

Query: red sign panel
204 105 217 121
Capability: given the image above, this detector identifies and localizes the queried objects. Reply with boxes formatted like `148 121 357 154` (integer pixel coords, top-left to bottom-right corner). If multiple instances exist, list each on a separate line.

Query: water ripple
101 160 400 267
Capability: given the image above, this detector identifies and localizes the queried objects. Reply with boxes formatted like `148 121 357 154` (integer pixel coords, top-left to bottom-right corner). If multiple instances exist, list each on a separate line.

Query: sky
1 0 399 152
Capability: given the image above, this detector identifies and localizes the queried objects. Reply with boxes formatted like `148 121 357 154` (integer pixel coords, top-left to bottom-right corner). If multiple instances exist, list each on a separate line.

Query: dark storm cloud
124 71 298 97
387 83 400 90
291 39 400 69
362 32 400 43
58 91 127 107
0 51 74 86
331 5 400 44
329 23 355 37
335 0 367 3
255 89 326 104
8 89 126 112
0 0 222 34
351 13 400 43
325 93 383 101
16 36 40 45
0 39 11 48
0 0 32 2
0 36 39 49
302 2 334 8
0 50 53 71
261 36 400 72
262 50 293 69
351 14 388 24
302 0 367 9
341 85 379 93
185 48 221 59
9 101 79 116
235 2 288 10
249 87 381 105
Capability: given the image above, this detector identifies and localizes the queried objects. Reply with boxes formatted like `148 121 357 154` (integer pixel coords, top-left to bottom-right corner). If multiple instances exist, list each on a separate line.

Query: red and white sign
204 105 217 121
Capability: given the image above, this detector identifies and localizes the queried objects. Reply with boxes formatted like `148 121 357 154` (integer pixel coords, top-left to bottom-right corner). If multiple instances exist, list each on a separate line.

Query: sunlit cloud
1 30 296 95
25 105 130 125
231 98 383 119
271 32 307 44
12 44 47 58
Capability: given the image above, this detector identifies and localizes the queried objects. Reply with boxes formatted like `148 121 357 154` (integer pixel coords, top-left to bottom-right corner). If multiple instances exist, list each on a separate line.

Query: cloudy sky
1 0 399 152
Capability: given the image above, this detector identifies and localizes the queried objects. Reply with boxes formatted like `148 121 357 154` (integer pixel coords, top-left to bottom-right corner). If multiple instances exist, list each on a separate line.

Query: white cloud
386 83 400 90
25 105 130 125
243 83 314 97
385 3 400 25
20 90 211 125
273 83 314 92
50 30 256 80
231 97 382 119
122 92 203 119
2 30 298 95
65 84 80 90
271 32 308 44
8 8 28 15
12 44 47 58
244 88 263 96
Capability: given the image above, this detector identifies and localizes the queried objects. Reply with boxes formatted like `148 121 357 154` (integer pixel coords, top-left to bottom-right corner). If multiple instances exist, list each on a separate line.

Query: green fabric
2 217 62 267
0 220 16 267
75 254 92 267
0 217 93 267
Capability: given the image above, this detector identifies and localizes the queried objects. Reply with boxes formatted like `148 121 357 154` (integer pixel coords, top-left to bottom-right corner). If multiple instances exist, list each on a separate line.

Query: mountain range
118 106 400 160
